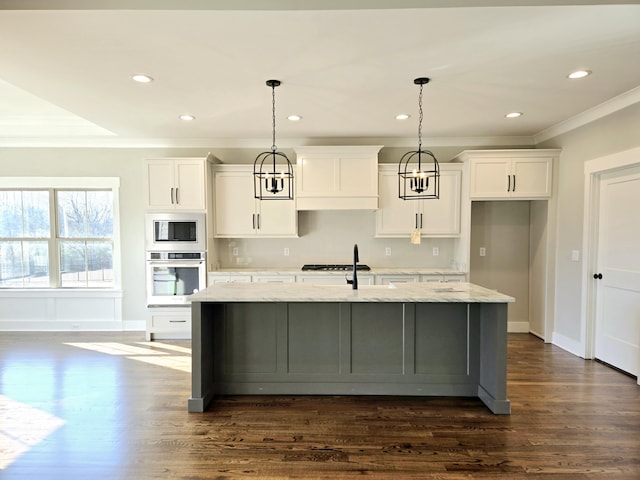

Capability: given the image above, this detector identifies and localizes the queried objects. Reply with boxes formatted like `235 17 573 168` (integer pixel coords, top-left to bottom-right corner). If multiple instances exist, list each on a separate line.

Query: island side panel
189 301 218 412
476 302 511 414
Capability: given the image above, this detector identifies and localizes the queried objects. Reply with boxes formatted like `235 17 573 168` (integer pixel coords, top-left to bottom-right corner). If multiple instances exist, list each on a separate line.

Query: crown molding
0 135 535 149
534 85 640 144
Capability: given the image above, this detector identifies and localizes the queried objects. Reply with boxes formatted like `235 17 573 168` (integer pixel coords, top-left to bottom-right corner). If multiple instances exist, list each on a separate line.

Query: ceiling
1 0 639 148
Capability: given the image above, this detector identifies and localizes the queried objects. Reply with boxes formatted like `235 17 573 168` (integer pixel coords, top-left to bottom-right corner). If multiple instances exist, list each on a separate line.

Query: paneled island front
188 282 514 414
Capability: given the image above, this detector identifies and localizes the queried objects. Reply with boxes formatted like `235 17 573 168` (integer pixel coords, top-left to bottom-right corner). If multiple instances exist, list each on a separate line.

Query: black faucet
346 243 359 290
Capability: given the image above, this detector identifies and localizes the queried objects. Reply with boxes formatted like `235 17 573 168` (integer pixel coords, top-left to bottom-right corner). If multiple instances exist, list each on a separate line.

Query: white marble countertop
190 281 514 303
208 268 465 276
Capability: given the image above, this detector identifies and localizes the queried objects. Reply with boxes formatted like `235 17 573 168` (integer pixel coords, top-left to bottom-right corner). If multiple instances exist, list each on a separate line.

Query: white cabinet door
174 159 207 210
420 169 461 235
257 199 298 236
469 158 511 198
510 157 552 198
145 158 206 210
376 166 461 237
214 170 257 237
375 169 419 236
467 155 552 199
146 160 176 209
214 166 297 238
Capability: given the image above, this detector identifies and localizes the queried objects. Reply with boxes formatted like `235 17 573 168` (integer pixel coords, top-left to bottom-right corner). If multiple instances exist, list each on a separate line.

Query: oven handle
147 261 205 266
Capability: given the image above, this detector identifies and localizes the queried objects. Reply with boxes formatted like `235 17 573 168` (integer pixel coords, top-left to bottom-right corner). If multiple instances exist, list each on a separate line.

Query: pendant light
398 77 440 200
253 79 294 200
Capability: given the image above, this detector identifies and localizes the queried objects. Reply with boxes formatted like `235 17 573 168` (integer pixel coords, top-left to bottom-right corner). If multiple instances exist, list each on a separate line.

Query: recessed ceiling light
132 74 153 83
395 114 410 120
179 114 195 121
567 70 591 79
505 112 523 118
287 115 302 122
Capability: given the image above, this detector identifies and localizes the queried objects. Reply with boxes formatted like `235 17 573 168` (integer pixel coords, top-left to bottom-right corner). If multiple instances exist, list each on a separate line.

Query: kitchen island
188 282 514 414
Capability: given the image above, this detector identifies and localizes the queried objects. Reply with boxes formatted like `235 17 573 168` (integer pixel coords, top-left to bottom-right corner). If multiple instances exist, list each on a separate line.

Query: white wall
470 201 531 331
538 102 640 351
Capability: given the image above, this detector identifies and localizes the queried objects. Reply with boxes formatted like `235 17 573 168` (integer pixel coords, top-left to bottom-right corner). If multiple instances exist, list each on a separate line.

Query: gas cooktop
301 264 371 272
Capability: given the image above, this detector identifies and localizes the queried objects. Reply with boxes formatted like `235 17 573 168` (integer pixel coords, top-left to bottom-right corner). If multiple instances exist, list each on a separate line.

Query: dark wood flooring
1 332 638 479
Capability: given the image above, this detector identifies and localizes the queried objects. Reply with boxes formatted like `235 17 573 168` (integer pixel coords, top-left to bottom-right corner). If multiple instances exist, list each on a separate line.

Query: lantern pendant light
398 77 440 200
253 79 294 200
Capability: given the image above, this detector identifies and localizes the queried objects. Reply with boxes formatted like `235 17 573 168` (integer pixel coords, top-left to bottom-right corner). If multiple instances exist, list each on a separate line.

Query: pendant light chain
271 83 277 152
417 82 424 151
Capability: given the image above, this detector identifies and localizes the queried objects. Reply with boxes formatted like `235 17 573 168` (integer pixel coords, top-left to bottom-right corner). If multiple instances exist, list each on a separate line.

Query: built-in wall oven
145 212 207 307
146 251 206 306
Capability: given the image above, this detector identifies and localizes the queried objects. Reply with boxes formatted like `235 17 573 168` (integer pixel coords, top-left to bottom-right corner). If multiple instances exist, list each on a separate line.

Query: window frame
0 177 121 290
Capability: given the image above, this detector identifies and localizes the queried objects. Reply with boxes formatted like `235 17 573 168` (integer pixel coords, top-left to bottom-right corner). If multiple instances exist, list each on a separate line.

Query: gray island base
188 282 514 414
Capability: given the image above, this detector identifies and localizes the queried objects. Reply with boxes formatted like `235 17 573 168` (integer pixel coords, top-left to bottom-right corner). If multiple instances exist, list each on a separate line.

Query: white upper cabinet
295 146 382 210
455 150 559 200
376 164 462 237
213 165 297 238
145 158 206 210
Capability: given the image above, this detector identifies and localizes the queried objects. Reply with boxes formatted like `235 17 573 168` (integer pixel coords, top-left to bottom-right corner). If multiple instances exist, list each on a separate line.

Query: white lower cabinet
208 274 252 284
146 307 191 341
376 273 467 284
376 275 420 285
252 275 296 283
297 275 374 286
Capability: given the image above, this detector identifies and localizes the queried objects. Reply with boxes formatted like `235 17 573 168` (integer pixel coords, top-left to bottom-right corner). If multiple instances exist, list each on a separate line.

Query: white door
594 165 640 377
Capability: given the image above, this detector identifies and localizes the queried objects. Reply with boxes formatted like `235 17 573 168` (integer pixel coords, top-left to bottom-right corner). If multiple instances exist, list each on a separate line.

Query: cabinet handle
593 273 603 280
512 175 516 192
169 320 187 323
420 213 423 228
252 213 256 229
176 187 179 204
415 213 418 229
170 187 175 204
257 213 261 230
507 175 511 192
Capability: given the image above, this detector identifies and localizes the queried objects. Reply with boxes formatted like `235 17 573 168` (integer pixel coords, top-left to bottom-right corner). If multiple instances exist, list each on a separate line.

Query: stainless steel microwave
145 212 206 251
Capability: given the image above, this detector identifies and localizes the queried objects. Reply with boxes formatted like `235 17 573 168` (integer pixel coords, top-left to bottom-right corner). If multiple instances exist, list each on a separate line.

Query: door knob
593 273 603 280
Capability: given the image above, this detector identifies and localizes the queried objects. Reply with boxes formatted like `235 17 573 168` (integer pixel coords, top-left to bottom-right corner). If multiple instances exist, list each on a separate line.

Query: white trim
0 136 536 149
0 177 120 189
552 331 586 359
535 86 640 144
581 146 640 358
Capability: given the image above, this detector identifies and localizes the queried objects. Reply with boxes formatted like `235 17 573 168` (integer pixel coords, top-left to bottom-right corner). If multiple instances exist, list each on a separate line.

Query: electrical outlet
284 247 290 257
232 247 239 256
432 247 439 256
479 247 486 257
385 247 392 256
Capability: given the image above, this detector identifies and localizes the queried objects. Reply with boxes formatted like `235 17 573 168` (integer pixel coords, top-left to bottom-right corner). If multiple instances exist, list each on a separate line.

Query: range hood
295 146 382 211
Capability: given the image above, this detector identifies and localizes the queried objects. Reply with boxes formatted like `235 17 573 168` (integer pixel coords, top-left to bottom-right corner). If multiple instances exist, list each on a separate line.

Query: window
0 179 119 289
0 191 51 287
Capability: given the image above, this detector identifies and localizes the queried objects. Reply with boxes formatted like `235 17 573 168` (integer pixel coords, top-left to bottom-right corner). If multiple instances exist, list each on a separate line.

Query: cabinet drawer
149 311 190 331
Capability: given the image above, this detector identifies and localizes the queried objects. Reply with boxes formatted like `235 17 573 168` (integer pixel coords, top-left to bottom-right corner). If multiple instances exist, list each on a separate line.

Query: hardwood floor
1 332 638 479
